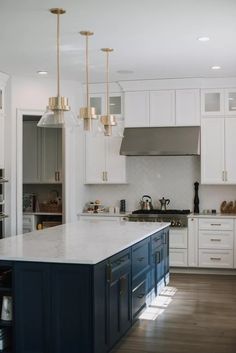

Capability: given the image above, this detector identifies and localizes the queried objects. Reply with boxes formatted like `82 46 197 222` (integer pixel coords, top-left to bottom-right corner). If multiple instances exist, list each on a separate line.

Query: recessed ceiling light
117 70 134 74
198 36 210 42
211 65 221 70
37 70 48 75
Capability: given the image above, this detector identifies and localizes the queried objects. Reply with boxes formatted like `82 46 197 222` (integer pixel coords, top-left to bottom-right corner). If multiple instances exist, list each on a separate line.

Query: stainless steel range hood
120 127 200 156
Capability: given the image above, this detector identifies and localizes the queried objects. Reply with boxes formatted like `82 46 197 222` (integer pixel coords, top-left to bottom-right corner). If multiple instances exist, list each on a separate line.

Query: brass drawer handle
137 293 145 299
210 257 221 261
210 224 221 226
210 239 221 242
106 263 112 282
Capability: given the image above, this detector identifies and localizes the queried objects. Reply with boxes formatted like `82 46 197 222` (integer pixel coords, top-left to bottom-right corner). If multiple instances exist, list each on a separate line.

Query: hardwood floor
112 274 236 353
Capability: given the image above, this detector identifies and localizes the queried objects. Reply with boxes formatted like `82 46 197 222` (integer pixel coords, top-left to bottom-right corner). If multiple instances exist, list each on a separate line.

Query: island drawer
199 230 233 250
132 238 150 280
151 232 163 250
132 279 146 319
199 218 233 231
107 249 131 282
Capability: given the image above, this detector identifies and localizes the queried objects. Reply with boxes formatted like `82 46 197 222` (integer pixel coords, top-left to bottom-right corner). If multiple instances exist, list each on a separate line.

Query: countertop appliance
126 209 190 228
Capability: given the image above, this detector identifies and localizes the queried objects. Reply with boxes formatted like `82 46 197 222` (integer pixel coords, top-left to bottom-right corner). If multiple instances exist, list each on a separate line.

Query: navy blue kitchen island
0 220 169 353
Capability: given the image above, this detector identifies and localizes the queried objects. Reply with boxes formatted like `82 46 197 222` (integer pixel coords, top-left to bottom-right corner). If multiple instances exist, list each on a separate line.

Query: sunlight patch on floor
139 286 177 321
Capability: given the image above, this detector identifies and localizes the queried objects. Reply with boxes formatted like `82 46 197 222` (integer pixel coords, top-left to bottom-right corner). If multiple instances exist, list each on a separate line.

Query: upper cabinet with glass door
201 88 236 117
225 89 236 116
89 93 122 118
201 89 225 116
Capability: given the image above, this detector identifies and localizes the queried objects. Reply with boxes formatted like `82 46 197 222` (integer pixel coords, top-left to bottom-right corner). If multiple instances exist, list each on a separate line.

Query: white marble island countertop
0 220 170 265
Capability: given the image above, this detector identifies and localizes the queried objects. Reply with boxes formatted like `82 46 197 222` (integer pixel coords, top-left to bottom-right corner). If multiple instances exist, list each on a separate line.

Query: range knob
171 220 176 227
176 220 182 227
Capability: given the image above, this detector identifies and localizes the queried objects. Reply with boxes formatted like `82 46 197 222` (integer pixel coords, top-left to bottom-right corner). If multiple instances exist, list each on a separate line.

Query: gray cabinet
23 120 62 183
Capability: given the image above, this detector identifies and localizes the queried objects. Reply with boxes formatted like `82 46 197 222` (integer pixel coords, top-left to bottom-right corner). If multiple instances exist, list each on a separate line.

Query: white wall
84 156 236 213
5 75 85 236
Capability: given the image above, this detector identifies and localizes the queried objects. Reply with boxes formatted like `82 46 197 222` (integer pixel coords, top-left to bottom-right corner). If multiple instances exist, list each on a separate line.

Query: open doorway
16 109 64 234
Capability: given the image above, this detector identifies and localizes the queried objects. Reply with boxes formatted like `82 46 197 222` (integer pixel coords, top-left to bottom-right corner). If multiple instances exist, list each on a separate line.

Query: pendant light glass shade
37 8 78 129
79 31 97 131
100 48 117 136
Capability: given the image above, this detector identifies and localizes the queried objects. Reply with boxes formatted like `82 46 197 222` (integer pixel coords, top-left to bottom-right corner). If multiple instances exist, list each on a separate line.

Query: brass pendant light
79 31 97 131
38 8 78 128
100 48 117 136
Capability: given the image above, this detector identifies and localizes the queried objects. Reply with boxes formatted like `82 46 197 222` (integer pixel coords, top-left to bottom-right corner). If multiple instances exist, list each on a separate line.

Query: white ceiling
1 0 236 83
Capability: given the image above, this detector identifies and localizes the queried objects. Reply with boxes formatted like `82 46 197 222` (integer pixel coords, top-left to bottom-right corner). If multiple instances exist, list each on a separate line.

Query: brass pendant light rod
50 8 65 97
101 48 113 116
80 31 94 109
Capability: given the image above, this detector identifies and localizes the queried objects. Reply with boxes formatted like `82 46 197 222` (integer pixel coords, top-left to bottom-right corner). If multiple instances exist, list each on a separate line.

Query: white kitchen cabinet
201 89 225 116
124 91 149 127
169 228 188 267
23 120 62 183
150 90 175 126
85 121 126 184
201 118 225 184
41 129 62 183
23 214 36 233
188 217 198 267
224 89 236 116
23 121 41 183
198 217 234 268
224 118 236 183
176 89 200 126
201 117 236 184
169 249 188 267
0 115 4 168
90 93 122 118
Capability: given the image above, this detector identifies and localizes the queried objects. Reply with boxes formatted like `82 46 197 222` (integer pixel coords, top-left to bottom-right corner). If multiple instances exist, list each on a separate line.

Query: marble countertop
0 220 169 265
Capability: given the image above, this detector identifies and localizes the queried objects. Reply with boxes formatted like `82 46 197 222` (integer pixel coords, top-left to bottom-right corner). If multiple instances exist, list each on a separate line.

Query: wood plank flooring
112 274 236 353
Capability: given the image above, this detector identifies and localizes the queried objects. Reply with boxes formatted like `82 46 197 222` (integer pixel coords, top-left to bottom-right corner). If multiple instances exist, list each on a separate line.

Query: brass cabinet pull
210 238 221 242
225 171 228 182
222 171 225 181
210 257 221 261
102 172 105 181
105 171 108 181
210 224 221 226
119 276 126 296
137 293 145 299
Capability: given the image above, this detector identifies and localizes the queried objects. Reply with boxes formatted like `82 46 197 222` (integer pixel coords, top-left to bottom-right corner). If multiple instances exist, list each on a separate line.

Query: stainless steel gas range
126 209 190 228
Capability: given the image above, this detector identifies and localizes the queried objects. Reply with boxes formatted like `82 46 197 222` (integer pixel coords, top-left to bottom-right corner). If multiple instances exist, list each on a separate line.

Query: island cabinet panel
14 262 93 353
107 249 132 349
50 264 93 353
14 262 51 353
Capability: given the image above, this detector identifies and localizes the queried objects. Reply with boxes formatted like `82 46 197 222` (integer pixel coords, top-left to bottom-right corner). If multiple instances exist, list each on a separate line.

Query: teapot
159 197 170 211
140 195 153 211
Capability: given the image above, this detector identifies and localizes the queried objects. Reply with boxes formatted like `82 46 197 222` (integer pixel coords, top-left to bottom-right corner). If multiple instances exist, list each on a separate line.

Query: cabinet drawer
151 232 162 250
132 238 150 280
107 249 131 282
199 218 233 231
169 249 187 267
132 280 146 319
199 249 233 268
199 230 233 250
169 228 187 249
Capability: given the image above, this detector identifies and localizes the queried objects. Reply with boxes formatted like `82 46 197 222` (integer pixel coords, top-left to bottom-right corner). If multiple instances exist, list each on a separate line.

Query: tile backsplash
84 156 236 213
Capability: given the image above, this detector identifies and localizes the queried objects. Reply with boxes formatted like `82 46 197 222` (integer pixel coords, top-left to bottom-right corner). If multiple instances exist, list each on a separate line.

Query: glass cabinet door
201 89 224 116
225 89 236 115
90 96 102 115
90 93 122 117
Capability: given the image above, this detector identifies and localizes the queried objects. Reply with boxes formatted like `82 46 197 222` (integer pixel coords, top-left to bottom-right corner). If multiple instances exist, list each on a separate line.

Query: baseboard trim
170 267 236 275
